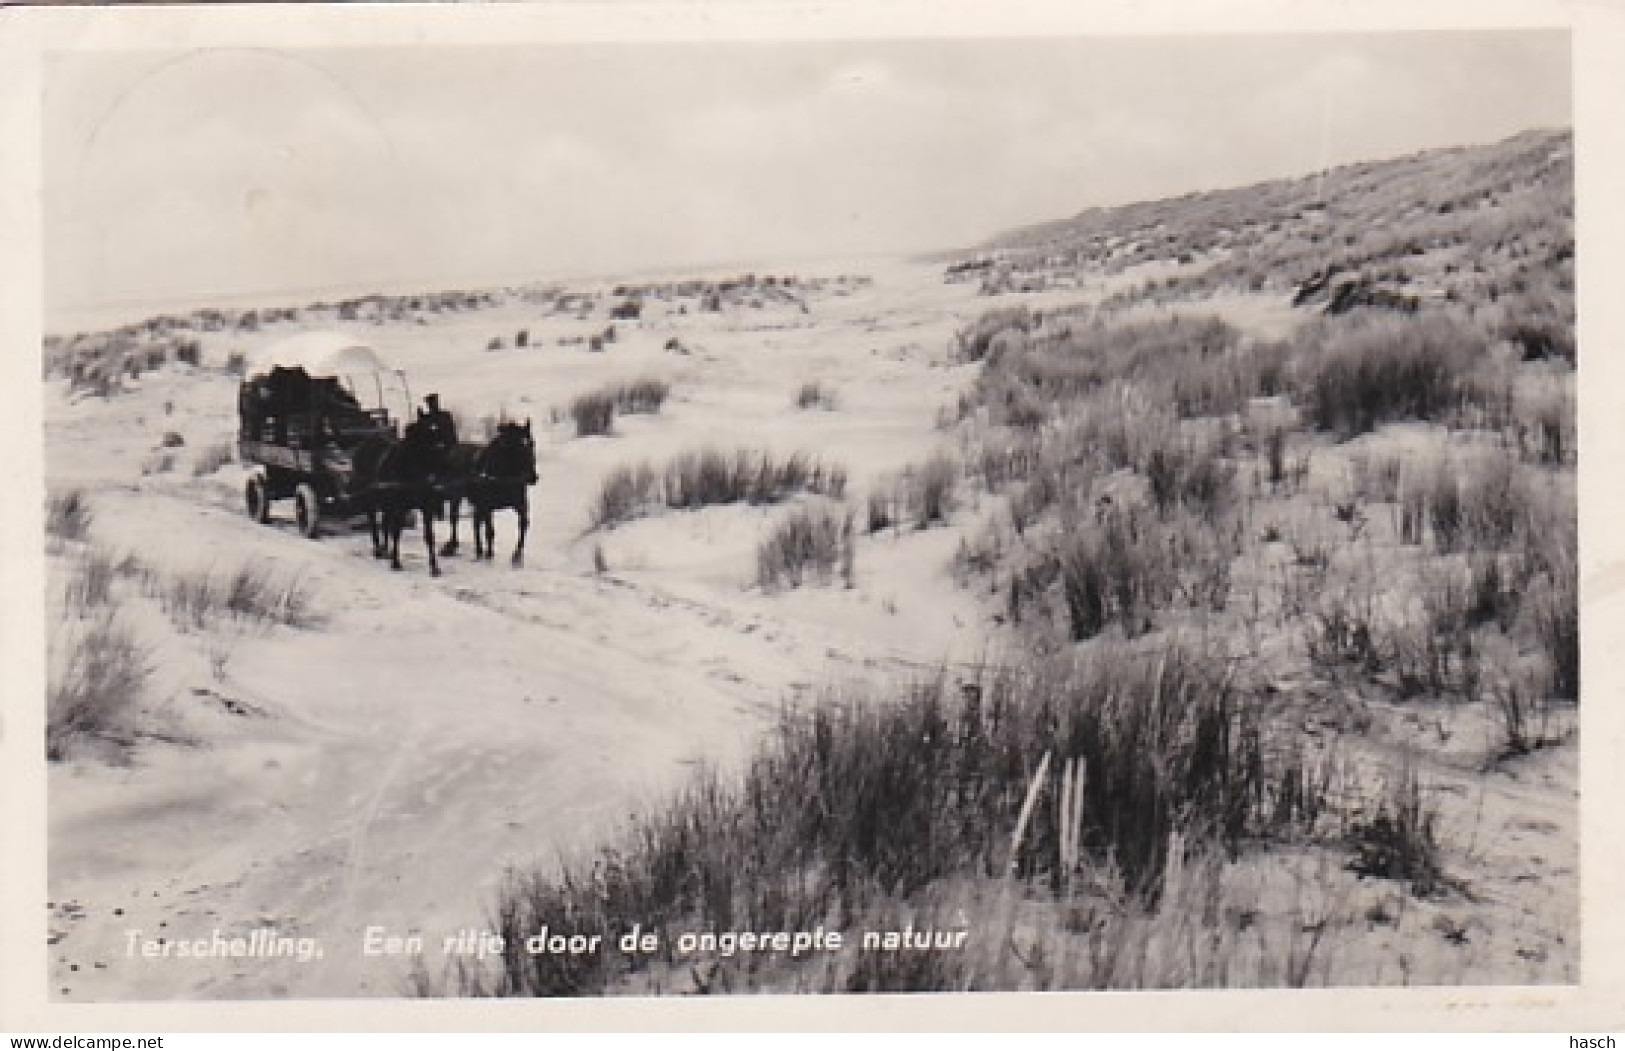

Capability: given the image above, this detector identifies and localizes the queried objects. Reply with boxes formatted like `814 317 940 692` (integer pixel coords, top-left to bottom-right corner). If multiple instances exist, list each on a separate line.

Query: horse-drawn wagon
236 329 539 574
237 331 414 538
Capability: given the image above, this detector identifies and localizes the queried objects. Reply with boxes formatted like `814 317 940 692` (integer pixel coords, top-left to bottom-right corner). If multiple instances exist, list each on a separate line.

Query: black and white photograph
7 0 1624 1030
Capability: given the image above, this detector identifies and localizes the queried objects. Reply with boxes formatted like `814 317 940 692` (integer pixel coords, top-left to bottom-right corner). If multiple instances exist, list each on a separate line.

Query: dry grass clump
953 305 1033 363
862 453 963 535
1344 766 1444 898
571 379 671 437
1013 504 1233 641
756 504 855 590
46 488 92 543
1394 447 1543 557
1490 666 1563 761
1143 429 1236 523
909 452 960 528
590 462 662 530
570 391 616 437
614 377 670 415
47 615 149 761
795 380 839 410
967 314 1248 426
664 449 847 510
1437 452 1535 553
1498 290 1576 365
1349 449 1405 505
864 484 897 535
1524 537 1578 704
64 547 119 614
589 448 848 530
146 562 316 632
453 643 1333 996
1514 374 1575 467
1170 337 1292 420
1296 313 1483 438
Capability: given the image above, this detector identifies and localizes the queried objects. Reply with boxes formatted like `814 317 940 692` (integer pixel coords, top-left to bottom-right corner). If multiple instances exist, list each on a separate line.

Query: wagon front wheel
294 483 322 539
245 475 271 524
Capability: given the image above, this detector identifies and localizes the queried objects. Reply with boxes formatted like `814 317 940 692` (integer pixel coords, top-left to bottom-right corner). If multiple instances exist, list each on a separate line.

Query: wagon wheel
245 474 271 524
294 483 322 539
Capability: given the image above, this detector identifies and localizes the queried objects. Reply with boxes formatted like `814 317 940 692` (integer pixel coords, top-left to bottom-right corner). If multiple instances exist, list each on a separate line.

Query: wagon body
236 331 412 536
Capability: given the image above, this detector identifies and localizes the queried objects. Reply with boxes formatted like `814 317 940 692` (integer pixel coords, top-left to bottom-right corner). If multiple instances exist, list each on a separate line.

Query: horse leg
512 496 529 567
369 506 386 558
424 499 442 577
482 510 496 561
389 506 404 571
441 492 461 557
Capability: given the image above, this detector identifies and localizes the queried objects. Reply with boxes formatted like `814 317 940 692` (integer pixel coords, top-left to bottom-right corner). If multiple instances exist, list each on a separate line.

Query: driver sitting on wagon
418 392 459 449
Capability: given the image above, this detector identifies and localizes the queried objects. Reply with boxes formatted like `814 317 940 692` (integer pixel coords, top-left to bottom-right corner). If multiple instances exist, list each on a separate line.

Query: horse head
482 419 538 485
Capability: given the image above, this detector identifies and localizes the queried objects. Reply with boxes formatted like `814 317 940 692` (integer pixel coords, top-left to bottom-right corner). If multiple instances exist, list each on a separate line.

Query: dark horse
440 420 539 565
350 417 455 575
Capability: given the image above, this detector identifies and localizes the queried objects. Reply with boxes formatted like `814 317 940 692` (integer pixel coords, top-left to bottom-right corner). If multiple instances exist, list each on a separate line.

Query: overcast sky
44 31 1570 325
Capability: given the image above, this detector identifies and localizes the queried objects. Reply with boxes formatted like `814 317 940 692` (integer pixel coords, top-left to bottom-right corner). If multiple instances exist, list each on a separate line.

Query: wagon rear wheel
294 483 322 539
245 475 271 524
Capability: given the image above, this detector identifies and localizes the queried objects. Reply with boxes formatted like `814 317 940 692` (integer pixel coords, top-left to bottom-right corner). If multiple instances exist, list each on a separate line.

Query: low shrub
46 489 92 543
613 377 670 415
1142 430 1235 524
1349 449 1404 504
1525 541 1578 703
663 448 847 511
154 563 316 632
756 504 855 590
1498 292 1575 364
1345 766 1444 898
570 392 616 437
795 381 838 410
47 615 148 760
907 452 960 528
589 463 661 530
1516 379 1574 467
142 452 177 476
953 305 1032 363
1298 313 1484 438
1018 505 1232 642
222 563 316 628
1490 665 1563 760
1423 449 1535 554
589 448 849 530
64 547 118 615
865 485 897 535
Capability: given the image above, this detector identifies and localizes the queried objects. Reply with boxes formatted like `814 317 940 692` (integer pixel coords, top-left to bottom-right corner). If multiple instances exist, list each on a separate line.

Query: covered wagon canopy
245 330 397 380
239 330 412 440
